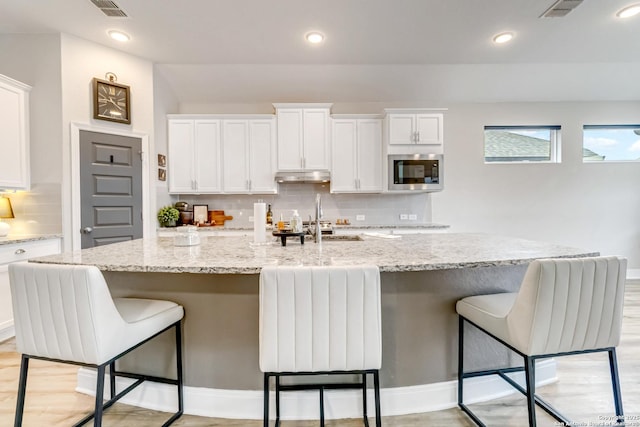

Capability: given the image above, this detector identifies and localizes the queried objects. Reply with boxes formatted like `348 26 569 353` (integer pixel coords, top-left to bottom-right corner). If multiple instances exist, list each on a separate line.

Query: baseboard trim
0 321 15 343
76 359 556 420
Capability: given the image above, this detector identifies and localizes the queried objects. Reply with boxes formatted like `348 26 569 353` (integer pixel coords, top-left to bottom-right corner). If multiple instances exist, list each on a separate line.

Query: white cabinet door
302 108 330 170
276 109 303 170
248 119 277 193
415 114 443 145
0 75 31 190
194 120 222 192
168 120 195 193
222 120 249 193
331 118 382 193
0 265 11 331
388 114 416 145
388 112 443 146
168 119 221 193
331 119 358 192
276 106 330 171
356 119 383 192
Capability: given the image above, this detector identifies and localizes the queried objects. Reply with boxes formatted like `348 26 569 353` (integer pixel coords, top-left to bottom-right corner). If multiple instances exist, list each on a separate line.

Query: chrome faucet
314 193 322 244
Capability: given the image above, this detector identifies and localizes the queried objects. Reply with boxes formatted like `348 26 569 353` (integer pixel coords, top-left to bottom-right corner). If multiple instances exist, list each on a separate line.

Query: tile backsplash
2 183 62 235
170 183 432 227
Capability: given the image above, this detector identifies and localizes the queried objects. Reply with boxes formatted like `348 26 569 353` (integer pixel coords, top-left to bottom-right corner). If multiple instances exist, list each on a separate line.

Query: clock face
93 78 131 124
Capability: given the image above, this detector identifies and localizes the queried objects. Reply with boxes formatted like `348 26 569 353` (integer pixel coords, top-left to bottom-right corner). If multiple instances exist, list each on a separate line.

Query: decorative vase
163 220 177 227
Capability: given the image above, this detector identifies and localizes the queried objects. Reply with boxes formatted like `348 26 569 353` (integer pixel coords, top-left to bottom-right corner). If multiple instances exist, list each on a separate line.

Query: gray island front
31 232 597 418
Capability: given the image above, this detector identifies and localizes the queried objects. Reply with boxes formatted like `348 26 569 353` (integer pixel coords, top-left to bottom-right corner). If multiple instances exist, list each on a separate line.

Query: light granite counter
32 232 595 274
0 234 62 246
34 233 598 419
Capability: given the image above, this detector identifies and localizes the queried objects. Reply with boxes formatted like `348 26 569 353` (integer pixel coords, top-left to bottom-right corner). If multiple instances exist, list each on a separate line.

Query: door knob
81 227 93 234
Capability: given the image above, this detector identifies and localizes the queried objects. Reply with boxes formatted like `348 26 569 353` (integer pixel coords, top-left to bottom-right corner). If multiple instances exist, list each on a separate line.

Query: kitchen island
31 233 597 419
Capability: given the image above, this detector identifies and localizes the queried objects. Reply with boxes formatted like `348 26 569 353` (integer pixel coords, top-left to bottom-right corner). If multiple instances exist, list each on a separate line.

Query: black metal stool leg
14 354 29 427
109 362 116 399
457 316 464 408
524 356 537 427
263 373 270 427
319 386 325 427
608 348 624 423
275 375 281 427
362 372 369 427
374 370 382 427
175 323 184 416
94 365 106 427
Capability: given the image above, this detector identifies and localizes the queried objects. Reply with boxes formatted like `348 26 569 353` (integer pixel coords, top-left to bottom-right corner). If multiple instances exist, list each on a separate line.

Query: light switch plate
409 214 417 220
356 214 365 221
400 214 408 220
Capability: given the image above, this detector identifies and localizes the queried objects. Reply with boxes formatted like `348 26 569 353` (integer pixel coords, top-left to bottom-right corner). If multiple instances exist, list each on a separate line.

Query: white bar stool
456 256 627 427
9 262 185 427
259 265 382 427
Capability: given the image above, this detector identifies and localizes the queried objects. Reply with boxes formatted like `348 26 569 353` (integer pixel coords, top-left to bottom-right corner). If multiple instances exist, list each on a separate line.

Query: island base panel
103 265 528 390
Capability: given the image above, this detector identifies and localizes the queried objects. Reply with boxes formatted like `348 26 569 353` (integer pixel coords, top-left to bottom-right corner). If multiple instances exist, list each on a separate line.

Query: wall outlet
356 214 365 221
399 214 408 220
248 216 254 222
408 214 417 220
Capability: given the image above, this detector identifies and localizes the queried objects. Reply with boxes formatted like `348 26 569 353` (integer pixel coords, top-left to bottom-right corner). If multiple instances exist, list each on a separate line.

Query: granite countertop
31 233 597 275
158 223 450 232
0 234 62 246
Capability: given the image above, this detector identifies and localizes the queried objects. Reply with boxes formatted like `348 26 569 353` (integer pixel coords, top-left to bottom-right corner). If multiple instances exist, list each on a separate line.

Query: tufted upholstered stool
259 265 382 427
9 262 185 427
456 256 627 427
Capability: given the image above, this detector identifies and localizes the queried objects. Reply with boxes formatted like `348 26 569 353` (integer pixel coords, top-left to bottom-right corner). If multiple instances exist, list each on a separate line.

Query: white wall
437 101 640 268
59 34 155 250
153 66 180 210
0 34 63 234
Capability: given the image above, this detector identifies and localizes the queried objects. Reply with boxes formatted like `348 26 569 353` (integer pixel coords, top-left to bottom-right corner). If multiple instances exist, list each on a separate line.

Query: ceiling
2 0 639 104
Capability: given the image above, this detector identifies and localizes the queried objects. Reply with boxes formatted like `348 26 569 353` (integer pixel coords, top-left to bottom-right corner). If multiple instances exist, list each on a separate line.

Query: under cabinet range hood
275 170 331 183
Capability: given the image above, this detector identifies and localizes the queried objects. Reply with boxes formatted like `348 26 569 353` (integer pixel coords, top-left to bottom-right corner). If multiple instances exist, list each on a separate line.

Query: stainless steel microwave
388 154 443 192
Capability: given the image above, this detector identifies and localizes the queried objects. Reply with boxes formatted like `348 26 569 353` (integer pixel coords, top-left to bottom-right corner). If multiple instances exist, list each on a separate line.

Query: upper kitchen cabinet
274 103 332 171
331 116 383 193
167 117 222 194
385 109 445 153
222 117 277 194
0 74 31 190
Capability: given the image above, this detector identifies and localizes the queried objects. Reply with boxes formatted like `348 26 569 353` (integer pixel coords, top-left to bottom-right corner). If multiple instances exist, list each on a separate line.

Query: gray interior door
80 130 143 248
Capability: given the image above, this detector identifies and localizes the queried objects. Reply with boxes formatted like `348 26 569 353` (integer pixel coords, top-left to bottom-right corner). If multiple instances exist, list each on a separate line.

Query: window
583 125 640 162
484 126 561 163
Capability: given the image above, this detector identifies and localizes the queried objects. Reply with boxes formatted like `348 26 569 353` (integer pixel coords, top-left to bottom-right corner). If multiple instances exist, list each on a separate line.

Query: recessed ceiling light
305 32 325 44
492 32 514 44
108 30 130 42
616 4 640 18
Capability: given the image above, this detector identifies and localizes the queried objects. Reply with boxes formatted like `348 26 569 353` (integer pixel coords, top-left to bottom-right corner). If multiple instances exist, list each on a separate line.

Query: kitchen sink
321 234 363 241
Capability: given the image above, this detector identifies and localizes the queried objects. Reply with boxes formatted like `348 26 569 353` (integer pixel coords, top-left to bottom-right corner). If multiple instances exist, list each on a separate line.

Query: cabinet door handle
15 248 26 255
416 131 420 142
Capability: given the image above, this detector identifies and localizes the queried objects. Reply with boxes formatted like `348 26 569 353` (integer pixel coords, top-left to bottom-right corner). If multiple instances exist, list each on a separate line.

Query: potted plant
157 206 180 227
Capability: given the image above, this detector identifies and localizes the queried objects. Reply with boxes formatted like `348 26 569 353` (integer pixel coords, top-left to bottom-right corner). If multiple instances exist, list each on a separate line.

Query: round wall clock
93 77 131 124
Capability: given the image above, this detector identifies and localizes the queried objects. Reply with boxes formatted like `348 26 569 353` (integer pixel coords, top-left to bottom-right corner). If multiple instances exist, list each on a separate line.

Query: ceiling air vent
90 0 128 17
541 0 583 17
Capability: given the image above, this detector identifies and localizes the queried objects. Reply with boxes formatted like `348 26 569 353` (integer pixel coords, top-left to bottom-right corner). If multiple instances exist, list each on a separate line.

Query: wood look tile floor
2 281 639 426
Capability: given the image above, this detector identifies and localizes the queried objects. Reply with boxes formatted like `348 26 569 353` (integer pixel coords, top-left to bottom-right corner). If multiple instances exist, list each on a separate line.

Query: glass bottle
266 204 273 225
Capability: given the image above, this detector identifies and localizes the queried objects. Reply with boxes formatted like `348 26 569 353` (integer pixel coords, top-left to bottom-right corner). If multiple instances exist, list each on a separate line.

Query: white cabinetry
0 238 61 341
0 74 31 190
168 118 222 193
222 118 277 194
386 109 444 150
274 103 332 171
331 116 383 193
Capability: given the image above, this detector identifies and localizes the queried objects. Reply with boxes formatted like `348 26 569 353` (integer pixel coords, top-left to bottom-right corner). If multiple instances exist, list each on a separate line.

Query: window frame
484 125 561 164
